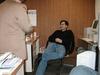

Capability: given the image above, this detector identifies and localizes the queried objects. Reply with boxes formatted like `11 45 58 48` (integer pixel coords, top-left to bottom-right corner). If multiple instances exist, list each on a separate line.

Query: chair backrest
65 41 75 56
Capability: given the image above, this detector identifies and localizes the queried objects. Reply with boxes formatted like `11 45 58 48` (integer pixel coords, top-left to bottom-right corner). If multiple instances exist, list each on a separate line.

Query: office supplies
0 52 11 62
0 52 20 69
0 53 24 75
0 57 19 69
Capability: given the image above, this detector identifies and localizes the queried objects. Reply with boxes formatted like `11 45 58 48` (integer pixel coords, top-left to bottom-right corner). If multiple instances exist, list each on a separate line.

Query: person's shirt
47 29 75 55
69 65 99 75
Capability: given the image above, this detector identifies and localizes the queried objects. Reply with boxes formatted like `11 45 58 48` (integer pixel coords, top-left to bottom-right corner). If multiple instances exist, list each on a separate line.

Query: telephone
0 52 20 69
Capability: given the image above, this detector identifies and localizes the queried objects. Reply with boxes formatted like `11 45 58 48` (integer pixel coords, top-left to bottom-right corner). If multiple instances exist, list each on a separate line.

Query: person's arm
48 30 58 42
55 38 62 43
16 4 33 34
45 30 58 48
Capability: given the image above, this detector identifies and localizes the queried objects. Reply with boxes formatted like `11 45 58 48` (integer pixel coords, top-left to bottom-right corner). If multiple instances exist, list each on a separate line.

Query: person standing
0 0 33 60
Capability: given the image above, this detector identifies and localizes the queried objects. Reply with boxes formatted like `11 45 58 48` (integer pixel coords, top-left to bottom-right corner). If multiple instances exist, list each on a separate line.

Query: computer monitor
84 20 99 42
91 20 99 30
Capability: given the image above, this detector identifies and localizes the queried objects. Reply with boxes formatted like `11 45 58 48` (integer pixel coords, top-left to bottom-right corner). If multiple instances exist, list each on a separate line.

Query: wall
25 0 95 47
95 0 100 19
95 0 100 73
98 15 100 73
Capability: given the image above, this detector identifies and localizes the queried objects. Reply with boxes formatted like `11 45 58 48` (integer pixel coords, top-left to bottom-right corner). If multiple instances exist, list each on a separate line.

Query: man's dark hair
60 20 69 26
20 0 26 3
0 0 5 4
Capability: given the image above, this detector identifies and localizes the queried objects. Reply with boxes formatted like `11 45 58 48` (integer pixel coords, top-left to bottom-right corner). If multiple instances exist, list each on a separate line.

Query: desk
0 59 24 75
79 38 97 51
77 37 98 70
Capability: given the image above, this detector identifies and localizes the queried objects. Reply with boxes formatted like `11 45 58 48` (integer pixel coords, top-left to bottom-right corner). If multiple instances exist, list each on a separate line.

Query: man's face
60 22 68 31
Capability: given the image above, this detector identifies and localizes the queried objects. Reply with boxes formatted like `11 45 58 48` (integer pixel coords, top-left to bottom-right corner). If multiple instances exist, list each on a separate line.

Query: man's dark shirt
47 30 75 55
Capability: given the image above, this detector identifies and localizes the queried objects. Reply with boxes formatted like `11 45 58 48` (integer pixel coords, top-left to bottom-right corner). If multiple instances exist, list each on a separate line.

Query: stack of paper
0 57 20 69
0 52 20 69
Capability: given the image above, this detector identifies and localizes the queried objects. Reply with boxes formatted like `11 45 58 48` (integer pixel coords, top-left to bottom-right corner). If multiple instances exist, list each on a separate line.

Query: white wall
98 15 100 73
96 0 100 73
95 0 100 19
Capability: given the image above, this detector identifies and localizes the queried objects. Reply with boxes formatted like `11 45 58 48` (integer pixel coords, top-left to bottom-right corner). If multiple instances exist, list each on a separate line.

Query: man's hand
55 38 62 43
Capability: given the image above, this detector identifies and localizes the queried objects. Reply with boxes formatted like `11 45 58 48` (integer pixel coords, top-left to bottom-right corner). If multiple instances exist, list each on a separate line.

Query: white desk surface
80 37 97 44
80 38 93 42
0 59 23 75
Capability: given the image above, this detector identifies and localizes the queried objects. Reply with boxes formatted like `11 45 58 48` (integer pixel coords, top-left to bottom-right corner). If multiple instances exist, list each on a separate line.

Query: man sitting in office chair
35 20 75 75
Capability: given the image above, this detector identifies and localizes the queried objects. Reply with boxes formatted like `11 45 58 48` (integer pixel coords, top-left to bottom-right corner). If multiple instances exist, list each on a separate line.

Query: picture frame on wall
28 10 37 26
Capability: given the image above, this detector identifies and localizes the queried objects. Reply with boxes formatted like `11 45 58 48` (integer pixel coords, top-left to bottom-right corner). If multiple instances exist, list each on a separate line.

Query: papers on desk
81 38 93 42
0 57 20 69
81 38 97 43
0 52 23 75
0 52 21 69
0 52 11 62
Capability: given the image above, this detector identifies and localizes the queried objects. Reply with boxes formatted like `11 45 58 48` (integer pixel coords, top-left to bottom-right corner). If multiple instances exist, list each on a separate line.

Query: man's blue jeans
35 42 65 75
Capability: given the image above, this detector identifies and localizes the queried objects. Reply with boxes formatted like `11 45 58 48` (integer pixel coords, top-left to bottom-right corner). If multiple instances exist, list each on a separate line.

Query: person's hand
55 38 62 43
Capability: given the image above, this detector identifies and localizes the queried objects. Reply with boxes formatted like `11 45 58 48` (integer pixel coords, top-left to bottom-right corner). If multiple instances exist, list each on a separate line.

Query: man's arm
46 30 59 47
55 38 62 43
48 30 58 42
